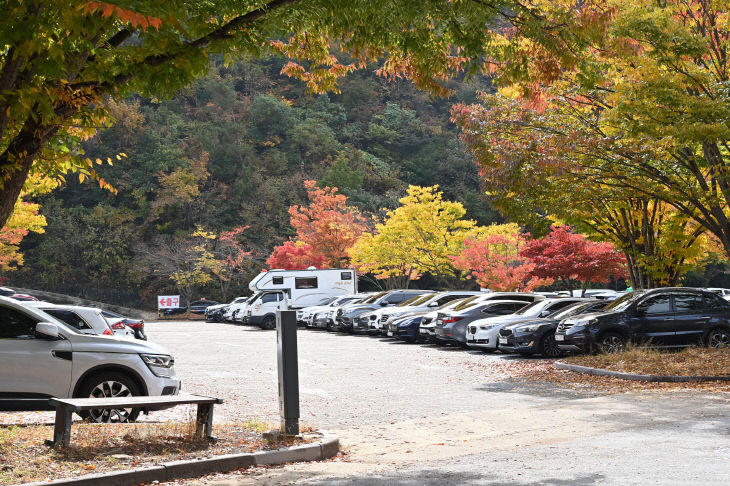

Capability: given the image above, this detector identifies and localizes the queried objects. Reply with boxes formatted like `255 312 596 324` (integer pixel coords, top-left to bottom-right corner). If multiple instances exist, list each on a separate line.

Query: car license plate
555 334 565 341
387 331 393 337
499 337 508 344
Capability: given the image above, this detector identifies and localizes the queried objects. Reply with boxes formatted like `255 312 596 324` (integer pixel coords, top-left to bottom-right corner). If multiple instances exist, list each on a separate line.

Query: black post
276 309 300 435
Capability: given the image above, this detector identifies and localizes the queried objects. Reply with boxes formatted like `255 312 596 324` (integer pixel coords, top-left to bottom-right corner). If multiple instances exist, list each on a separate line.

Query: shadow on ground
292 470 606 486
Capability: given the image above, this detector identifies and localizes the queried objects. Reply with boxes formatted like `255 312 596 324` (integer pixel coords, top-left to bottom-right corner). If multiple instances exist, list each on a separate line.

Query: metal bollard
276 309 300 435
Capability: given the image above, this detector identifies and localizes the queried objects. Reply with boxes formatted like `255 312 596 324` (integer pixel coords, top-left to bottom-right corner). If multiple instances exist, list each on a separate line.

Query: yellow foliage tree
349 185 475 287
0 174 55 276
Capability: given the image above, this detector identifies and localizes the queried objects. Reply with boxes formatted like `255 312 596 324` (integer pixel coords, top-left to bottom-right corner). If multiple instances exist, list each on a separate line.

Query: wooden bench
47 394 223 447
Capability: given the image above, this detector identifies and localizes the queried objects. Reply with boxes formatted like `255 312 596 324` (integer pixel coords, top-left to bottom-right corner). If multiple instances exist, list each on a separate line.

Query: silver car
0 296 180 422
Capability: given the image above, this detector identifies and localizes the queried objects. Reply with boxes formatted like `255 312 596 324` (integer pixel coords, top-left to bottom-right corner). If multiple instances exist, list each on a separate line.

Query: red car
102 310 147 340
0 286 39 301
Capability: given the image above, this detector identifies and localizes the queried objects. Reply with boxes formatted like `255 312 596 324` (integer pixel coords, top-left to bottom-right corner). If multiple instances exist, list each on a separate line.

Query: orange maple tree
286 180 368 268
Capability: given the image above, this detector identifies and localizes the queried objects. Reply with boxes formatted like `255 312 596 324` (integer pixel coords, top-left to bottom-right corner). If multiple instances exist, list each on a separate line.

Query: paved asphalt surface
147 320 730 486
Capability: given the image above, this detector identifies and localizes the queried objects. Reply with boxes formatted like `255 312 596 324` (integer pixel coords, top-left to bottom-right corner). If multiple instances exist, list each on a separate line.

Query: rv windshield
246 294 259 303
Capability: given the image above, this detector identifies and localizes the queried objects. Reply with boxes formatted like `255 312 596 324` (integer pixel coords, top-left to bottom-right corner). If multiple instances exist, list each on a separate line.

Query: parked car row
161 299 220 316
209 287 730 357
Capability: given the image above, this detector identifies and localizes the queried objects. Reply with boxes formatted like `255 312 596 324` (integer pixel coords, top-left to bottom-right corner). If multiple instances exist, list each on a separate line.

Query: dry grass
505 346 730 394
0 414 314 485
566 346 730 377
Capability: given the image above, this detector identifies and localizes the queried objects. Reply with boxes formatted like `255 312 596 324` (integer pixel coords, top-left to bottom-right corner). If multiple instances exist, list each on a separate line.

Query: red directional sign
158 295 180 309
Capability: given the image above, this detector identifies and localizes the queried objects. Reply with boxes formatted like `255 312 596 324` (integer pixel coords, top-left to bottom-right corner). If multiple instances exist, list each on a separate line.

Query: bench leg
50 404 73 447
195 403 215 441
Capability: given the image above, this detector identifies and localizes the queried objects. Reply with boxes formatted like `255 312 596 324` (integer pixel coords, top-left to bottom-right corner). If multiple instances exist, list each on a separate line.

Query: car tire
706 328 730 348
326 320 334 332
540 332 563 358
262 315 276 330
596 332 626 354
77 372 142 423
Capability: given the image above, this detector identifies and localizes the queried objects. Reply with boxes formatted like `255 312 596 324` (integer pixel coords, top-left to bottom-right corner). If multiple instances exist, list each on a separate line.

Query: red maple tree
266 240 325 270
451 233 551 291
519 226 627 294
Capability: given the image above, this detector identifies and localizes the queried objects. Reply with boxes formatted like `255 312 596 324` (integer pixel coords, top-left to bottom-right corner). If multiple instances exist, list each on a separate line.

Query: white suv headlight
141 354 175 378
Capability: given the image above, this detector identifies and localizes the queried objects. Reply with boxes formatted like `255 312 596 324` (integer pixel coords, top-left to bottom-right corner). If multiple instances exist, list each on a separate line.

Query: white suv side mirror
35 322 60 339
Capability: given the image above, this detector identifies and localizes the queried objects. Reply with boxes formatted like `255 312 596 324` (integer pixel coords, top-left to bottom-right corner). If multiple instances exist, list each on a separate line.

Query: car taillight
103 328 113 335
111 322 126 330
127 321 144 330
442 316 463 324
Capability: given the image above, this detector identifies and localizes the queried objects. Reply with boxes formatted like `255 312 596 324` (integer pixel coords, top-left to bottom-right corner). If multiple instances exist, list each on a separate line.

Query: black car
498 300 609 358
189 299 219 314
555 288 730 354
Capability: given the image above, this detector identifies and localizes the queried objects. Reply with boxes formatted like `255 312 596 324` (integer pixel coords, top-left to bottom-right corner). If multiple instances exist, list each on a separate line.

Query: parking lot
148 320 730 485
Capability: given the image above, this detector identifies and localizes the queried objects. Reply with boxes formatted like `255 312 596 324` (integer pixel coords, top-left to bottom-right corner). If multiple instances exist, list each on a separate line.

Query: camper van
245 268 357 329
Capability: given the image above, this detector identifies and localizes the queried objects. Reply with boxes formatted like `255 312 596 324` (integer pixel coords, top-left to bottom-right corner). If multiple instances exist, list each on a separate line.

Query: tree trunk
0 103 75 228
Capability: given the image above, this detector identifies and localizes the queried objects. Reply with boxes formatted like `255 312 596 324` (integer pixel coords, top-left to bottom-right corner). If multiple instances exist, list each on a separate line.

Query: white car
27 302 133 338
706 287 730 298
0 296 180 422
466 298 590 351
300 294 363 328
205 296 248 322
227 294 258 322
297 296 339 326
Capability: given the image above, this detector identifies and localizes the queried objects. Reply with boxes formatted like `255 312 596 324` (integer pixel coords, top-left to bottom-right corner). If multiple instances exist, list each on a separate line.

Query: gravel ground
2 320 728 485
141 321 589 428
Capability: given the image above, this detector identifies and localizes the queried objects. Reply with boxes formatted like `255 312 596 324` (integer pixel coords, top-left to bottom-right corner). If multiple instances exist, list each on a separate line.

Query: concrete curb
554 361 730 382
20 432 339 486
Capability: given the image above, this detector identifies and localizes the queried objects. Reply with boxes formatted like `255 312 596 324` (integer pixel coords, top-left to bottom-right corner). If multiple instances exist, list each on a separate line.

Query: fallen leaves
565 346 730 377
0 418 314 484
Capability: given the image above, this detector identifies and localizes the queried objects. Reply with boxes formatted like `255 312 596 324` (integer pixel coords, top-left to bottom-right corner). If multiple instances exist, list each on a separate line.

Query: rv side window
261 293 279 304
295 277 318 289
341 272 352 280
272 276 283 285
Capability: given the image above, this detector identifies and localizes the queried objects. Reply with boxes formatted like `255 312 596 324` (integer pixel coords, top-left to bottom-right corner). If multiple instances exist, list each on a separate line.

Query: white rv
245 268 357 329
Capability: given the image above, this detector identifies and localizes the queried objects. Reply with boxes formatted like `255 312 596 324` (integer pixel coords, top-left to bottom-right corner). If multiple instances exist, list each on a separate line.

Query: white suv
0 296 180 422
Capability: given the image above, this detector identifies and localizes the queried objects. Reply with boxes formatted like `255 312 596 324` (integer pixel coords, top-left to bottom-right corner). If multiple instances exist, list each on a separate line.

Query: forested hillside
11 57 498 307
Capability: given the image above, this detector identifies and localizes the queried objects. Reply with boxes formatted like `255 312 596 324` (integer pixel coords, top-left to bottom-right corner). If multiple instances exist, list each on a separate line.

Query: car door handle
52 350 72 361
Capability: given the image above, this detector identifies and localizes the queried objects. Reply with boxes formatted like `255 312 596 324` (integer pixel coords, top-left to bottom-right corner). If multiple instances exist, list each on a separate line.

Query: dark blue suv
555 288 730 353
